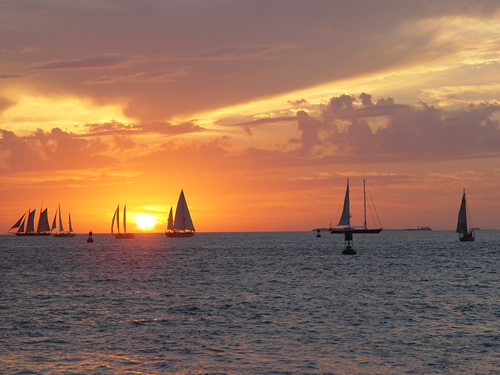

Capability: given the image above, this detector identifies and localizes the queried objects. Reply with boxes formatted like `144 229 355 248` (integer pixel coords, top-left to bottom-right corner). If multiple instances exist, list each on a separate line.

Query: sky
2 0 500 233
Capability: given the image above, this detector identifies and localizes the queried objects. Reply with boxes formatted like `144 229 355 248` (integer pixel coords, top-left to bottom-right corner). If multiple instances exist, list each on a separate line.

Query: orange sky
1 1 500 233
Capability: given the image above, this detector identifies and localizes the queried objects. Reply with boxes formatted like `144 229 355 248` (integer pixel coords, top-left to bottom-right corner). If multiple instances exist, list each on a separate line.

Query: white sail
167 207 174 230
173 190 195 231
337 179 351 226
456 190 468 234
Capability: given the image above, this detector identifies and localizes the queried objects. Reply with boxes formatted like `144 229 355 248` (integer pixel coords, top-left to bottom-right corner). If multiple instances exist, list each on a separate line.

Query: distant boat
112 204 135 239
404 226 432 231
457 189 475 242
331 179 383 234
51 204 76 237
8 207 52 236
165 190 195 237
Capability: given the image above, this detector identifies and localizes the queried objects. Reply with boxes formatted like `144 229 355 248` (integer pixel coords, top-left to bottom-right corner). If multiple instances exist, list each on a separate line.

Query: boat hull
165 231 194 237
459 235 475 242
15 232 51 236
114 233 135 239
331 228 383 234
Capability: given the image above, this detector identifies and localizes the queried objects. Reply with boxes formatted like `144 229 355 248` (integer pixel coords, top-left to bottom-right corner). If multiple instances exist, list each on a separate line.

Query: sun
135 214 157 230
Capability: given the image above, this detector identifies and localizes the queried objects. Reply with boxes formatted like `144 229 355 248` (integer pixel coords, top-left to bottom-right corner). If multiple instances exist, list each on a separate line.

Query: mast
123 204 127 234
363 179 367 230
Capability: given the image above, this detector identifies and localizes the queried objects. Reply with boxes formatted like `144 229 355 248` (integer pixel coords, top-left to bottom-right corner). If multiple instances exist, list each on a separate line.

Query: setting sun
135 214 157 230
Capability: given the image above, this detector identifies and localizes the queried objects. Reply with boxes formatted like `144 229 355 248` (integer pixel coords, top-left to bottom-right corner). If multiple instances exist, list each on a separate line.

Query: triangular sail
37 208 51 233
173 190 195 231
58 205 64 232
167 207 174 230
337 179 351 226
456 190 468 234
27 209 36 233
18 218 26 233
111 205 119 233
51 206 58 231
123 204 127 234
68 214 73 233
10 211 27 232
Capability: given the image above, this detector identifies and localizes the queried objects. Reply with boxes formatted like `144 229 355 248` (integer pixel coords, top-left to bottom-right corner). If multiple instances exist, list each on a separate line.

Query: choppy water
0 230 499 374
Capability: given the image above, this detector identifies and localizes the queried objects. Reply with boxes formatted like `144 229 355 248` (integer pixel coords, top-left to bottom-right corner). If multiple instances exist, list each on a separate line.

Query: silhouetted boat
165 190 195 237
457 189 475 242
52 204 76 237
331 179 383 234
9 207 51 236
112 204 135 239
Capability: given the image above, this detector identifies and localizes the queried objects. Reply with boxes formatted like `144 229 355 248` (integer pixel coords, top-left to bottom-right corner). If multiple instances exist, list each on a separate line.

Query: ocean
0 230 499 374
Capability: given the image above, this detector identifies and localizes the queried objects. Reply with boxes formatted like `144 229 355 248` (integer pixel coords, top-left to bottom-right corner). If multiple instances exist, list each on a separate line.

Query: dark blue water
1 231 499 374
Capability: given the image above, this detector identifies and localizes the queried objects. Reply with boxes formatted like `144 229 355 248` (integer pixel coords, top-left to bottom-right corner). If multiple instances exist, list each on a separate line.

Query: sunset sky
2 0 500 233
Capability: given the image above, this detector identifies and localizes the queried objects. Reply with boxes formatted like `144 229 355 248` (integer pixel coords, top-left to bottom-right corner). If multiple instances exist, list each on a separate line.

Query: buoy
342 230 356 255
87 231 94 243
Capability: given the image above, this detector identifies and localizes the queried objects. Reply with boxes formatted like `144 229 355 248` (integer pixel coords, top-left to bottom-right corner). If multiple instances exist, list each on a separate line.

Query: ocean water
0 230 499 374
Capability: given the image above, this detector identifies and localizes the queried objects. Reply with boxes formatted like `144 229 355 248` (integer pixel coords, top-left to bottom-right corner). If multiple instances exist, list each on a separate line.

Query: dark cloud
294 93 500 163
33 53 130 70
84 120 206 137
83 67 190 85
0 74 24 79
0 127 112 173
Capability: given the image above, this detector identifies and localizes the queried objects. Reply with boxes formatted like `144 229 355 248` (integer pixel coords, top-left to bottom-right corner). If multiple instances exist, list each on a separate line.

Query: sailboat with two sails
111 204 135 239
331 179 383 234
457 189 475 242
165 190 195 237
51 204 75 237
8 206 52 236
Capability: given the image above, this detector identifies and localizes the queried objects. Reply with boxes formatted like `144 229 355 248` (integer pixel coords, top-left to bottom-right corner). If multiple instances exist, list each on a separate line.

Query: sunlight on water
0 231 499 374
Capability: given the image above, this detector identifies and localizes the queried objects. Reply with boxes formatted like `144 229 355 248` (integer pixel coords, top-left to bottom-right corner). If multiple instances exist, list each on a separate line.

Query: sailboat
8 207 52 236
331 179 383 234
51 204 76 237
111 204 135 239
457 189 475 242
165 190 195 237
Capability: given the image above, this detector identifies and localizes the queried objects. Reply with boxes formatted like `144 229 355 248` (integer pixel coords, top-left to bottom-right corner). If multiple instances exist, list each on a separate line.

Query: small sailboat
165 190 195 237
8 207 52 236
457 189 475 242
331 179 383 234
112 204 135 239
52 204 76 237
